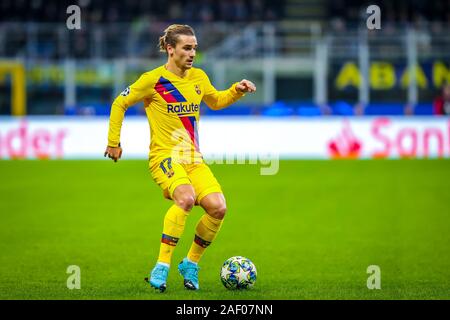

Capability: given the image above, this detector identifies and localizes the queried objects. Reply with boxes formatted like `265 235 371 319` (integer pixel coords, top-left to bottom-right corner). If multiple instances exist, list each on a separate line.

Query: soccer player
104 24 256 292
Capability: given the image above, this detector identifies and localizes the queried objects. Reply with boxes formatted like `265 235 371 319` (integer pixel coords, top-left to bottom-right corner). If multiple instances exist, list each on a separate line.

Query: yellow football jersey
107 65 245 163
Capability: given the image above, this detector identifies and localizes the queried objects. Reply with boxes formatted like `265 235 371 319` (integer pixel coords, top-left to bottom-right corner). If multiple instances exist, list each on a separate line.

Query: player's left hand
236 79 256 93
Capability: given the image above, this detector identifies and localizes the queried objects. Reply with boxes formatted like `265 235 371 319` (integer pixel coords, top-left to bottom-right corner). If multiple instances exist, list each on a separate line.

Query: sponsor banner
0 116 449 160
21 60 450 90
334 60 450 90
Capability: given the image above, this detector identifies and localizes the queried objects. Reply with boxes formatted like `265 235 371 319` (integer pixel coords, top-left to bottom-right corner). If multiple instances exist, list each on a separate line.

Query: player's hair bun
158 35 167 52
158 24 195 53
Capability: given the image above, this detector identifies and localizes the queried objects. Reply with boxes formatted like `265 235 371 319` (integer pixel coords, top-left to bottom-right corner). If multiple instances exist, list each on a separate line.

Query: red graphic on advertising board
328 121 362 159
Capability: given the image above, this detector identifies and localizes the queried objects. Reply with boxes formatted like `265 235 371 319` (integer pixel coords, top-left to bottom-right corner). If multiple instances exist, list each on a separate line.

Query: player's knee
208 203 227 220
176 194 195 212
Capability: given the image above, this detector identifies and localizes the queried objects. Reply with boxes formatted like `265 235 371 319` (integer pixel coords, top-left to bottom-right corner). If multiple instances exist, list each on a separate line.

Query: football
220 256 257 289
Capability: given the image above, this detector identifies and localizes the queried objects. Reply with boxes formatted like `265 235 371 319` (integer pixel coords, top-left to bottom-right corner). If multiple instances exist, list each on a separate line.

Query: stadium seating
331 101 355 116
364 103 405 116
413 103 433 115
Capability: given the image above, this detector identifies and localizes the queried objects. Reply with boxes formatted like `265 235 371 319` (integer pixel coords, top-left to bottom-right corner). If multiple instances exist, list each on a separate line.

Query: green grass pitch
0 159 449 300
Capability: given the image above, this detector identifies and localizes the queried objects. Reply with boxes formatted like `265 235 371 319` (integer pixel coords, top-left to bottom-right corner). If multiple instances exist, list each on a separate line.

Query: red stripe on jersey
179 116 200 151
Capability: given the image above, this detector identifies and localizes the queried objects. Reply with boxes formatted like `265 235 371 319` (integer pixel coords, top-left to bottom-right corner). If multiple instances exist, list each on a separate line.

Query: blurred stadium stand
0 0 449 116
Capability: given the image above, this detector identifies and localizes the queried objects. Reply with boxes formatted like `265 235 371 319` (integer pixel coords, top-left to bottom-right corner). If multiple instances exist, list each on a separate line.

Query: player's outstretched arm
202 73 256 110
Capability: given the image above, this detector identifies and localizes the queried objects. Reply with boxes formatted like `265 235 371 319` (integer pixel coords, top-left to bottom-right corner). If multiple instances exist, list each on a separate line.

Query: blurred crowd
434 84 450 116
329 0 450 24
327 0 450 37
1 0 449 24
0 0 449 116
0 0 283 23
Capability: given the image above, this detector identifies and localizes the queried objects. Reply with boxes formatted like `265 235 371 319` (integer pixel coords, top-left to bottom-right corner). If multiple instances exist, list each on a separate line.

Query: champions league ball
220 256 257 290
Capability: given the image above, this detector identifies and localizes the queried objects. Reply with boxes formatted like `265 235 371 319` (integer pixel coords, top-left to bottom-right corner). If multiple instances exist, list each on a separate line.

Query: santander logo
328 118 450 159
328 120 362 159
0 120 67 159
371 118 450 158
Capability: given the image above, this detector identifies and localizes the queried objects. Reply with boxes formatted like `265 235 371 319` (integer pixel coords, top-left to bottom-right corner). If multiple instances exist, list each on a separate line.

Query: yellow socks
187 214 223 263
157 206 224 265
157 204 189 265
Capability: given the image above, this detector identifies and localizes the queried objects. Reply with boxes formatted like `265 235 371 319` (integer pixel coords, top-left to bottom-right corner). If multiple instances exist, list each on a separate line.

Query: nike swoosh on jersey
155 76 187 103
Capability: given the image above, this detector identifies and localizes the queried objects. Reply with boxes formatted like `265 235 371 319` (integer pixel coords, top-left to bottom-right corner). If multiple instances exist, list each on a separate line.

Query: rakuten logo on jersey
167 103 199 114
0 121 67 159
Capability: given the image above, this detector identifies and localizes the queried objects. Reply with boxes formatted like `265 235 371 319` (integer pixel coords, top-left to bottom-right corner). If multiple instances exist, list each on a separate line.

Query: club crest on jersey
194 84 201 95
120 87 130 96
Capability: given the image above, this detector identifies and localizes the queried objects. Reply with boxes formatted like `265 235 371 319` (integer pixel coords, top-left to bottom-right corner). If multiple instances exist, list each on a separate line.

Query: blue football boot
147 263 169 292
178 258 200 290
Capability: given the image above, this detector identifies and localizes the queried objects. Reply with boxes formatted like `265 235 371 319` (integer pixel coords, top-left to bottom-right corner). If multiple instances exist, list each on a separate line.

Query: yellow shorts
149 156 223 204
